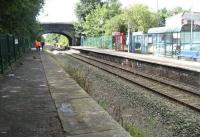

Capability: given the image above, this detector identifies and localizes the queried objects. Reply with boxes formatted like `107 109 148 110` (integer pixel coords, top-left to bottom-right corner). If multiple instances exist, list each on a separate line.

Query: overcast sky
37 0 198 23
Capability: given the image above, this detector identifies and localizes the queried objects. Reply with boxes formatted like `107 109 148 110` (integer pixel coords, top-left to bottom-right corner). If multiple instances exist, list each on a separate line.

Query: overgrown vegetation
51 55 90 92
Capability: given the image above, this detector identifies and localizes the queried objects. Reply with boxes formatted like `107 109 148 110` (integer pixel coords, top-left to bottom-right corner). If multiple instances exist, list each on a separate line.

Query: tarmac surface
0 51 131 137
0 51 65 137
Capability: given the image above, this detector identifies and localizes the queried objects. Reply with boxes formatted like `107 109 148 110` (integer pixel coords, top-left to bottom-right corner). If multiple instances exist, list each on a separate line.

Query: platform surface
0 51 65 137
71 46 200 72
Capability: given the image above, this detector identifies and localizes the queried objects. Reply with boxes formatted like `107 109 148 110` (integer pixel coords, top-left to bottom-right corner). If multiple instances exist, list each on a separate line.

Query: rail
68 53 200 112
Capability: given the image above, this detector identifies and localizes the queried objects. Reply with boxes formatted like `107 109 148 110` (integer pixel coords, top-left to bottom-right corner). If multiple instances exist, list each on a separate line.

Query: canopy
148 26 182 34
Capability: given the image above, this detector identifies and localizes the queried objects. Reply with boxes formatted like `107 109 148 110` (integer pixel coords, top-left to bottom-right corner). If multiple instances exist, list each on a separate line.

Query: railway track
66 52 200 112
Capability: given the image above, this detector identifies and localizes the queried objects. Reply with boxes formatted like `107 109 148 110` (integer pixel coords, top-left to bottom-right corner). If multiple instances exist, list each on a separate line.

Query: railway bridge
36 22 80 46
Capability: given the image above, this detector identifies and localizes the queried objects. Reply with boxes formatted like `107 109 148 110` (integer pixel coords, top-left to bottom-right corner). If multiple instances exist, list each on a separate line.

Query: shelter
147 11 200 57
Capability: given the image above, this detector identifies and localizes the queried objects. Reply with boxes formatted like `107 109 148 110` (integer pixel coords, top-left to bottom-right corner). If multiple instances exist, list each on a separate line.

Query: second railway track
65 52 200 112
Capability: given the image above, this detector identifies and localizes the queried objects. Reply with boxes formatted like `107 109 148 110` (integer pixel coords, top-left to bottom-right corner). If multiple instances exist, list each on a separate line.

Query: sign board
15 39 19 44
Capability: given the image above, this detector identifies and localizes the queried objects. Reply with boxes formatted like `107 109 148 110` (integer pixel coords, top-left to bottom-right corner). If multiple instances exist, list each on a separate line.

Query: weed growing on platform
125 125 147 137
52 55 90 93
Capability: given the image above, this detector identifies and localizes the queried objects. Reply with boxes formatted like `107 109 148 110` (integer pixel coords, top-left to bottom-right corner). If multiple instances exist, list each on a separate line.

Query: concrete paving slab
66 129 132 137
41 52 131 137
58 110 123 135
51 90 90 103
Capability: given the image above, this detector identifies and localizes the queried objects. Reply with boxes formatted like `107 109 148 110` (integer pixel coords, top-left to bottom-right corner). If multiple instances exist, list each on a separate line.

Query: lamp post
157 0 160 26
190 0 194 50
127 23 132 53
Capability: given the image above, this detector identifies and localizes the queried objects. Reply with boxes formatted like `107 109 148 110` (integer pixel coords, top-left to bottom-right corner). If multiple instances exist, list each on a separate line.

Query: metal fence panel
82 36 113 49
0 34 30 73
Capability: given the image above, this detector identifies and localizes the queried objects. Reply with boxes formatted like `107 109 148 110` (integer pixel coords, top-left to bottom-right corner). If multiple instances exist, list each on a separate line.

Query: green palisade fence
82 36 113 49
0 34 31 74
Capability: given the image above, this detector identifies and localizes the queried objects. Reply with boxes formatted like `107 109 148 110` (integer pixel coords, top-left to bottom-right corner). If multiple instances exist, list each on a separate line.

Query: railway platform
0 51 131 137
71 46 200 94
71 46 200 72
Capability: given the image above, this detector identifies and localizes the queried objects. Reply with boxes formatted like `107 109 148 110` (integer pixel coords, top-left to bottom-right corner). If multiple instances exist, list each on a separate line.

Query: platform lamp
190 0 194 50
127 23 132 53
157 0 160 26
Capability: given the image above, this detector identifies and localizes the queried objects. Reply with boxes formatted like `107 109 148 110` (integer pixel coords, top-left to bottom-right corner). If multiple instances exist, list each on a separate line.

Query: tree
124 4 158 32
75 0 103 21
0 0 44 39
82 5 109 36
58 35 69 46
45 34 69 47
104 0 121 17
103 14 126 35
78 0 122 36
159 7 185 26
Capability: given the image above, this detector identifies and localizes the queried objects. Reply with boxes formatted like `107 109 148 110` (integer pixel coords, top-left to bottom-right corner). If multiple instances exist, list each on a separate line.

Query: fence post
0 38 3 74
23 38 26 53
18 38 21 57
6 35 11 66
13 36 17 61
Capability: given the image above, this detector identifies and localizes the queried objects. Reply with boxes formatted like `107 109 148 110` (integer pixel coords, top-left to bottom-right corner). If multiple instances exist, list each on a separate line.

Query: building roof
148 11 200 33
148 26 182 33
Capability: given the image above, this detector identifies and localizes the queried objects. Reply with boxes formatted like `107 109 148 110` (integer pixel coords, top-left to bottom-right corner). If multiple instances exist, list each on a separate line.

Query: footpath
0 51 131 137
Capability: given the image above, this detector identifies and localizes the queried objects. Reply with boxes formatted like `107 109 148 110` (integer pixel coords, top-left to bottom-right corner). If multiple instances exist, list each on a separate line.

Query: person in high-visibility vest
34 40 41 52
33 40 38 51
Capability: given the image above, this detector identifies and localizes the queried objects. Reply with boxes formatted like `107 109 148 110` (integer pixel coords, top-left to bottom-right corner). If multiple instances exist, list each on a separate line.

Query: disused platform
0 51 131 137
71 46 200 94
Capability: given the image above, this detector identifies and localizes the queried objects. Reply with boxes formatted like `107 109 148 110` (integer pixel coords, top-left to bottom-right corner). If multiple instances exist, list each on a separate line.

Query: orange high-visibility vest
34 41 37 48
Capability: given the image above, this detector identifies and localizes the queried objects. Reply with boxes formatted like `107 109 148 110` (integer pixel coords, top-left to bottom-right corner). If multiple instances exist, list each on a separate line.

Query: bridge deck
0 51 130 137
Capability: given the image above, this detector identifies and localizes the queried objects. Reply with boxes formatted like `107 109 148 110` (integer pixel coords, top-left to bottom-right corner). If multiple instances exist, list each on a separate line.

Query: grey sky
37 0 198 23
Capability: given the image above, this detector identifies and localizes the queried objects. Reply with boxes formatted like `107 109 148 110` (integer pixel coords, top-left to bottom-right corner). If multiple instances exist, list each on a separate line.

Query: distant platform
71 46 200 94
71 46 200 73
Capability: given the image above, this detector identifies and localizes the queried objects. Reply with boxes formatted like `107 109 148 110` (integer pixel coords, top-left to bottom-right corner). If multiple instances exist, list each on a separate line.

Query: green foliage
78 0 122 36
0 0 44 39
98 100 109 110
37 35 45 42
82 5 109 36
124 4 158 32
59 35 69 46
125 125 148 137
75 0 185 36
75 0 102 21
159 7 185 26
74 0 103 36
104 14 126 35
45 34 69 47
